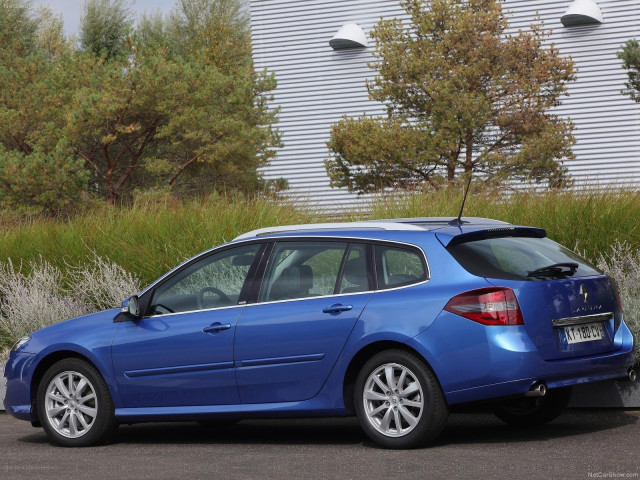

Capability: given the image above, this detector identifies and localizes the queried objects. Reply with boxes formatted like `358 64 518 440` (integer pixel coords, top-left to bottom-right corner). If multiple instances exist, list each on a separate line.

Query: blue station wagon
3 217 636 448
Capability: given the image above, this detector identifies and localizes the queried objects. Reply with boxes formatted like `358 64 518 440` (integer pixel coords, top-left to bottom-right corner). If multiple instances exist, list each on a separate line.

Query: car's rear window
447 236 601 281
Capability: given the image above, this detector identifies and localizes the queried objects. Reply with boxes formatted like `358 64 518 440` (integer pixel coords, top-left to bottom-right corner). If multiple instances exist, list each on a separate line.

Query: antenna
450 173 473 226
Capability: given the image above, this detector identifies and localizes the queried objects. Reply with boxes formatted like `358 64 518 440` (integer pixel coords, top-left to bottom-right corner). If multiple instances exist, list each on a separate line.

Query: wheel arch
30 350 108 424
342 341 442 415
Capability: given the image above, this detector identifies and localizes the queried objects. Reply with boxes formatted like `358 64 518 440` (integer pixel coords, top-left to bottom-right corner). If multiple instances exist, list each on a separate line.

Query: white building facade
249 0 640 211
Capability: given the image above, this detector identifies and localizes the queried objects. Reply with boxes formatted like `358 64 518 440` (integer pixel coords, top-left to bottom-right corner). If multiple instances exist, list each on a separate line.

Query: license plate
564 322 604 344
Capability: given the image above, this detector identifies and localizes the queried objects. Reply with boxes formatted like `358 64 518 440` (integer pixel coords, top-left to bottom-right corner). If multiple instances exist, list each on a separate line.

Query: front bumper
3 351 37 422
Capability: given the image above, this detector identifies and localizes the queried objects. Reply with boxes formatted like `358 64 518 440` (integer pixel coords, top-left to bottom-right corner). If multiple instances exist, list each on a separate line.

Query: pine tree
326 0 576 193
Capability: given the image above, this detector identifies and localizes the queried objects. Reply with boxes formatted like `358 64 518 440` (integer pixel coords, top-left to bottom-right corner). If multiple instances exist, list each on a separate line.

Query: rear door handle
322 304 353 314
203 322 232 333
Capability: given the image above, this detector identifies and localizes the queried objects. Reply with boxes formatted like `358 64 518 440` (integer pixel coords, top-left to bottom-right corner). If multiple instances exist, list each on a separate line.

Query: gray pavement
1 409 639 480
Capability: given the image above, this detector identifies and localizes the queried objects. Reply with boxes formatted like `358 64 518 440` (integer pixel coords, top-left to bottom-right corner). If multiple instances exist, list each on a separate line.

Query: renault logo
579 285 589 303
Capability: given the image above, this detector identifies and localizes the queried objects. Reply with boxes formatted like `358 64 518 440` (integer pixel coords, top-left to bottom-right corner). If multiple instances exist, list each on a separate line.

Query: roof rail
233 221 425 240
376 216 510 226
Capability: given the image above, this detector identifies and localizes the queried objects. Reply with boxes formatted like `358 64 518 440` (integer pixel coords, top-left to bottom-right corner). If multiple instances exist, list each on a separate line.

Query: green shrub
0 144 89 216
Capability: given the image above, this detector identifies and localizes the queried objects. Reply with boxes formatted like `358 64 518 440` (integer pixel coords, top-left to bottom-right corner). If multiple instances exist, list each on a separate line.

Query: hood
20 308 120 355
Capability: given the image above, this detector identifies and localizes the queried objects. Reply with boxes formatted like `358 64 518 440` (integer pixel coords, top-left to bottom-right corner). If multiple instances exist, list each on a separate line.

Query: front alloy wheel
355 350 448 449
37 358 117 447
44 370 98 439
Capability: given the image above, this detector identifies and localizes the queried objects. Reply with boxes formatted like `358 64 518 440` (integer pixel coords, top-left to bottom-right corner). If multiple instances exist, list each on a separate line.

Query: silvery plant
597 243 640 365
0 256 140 362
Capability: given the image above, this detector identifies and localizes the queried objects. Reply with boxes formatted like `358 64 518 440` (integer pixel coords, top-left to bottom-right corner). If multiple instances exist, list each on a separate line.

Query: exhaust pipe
616 367 637 383
525 382 547 397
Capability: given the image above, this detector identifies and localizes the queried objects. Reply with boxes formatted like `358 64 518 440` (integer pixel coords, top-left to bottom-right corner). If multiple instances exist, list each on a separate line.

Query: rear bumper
444 350 634 405
410 313 635 405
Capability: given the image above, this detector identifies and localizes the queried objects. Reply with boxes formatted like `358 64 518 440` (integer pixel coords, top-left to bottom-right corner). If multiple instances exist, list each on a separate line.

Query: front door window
149 243 261 315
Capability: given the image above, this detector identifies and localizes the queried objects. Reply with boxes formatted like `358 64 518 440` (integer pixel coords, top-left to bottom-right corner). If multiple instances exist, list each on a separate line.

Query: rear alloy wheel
37 358 117 447
493 387 573 427
354 350 448 449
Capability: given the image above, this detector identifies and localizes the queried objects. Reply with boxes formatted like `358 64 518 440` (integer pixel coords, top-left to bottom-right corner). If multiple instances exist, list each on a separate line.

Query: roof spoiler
437 226 547 248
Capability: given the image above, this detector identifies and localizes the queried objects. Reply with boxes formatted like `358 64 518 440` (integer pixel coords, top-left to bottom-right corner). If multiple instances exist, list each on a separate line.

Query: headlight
11 335 31 352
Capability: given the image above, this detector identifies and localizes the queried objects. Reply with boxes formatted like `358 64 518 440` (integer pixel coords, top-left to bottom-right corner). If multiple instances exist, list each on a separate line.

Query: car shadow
115 417 365 446
433 408 639 447
18 409 638 448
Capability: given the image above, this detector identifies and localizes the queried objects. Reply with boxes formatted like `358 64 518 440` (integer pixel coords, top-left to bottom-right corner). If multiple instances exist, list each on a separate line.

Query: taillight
444 287 524 326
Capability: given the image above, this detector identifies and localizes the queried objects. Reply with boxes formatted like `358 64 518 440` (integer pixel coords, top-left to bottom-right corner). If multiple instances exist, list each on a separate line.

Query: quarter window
375 245 427 290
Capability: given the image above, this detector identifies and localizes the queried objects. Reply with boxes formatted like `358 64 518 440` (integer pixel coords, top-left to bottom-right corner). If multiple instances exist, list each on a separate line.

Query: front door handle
322 304 353 314
203 322 231 333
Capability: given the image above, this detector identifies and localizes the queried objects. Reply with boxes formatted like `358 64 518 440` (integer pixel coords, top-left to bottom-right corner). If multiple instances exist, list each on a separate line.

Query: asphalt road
1 409 639 480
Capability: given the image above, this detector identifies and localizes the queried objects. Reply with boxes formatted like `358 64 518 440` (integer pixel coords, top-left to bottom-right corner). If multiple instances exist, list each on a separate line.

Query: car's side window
149 243 261 315
375 244 427 290
259 241 348 302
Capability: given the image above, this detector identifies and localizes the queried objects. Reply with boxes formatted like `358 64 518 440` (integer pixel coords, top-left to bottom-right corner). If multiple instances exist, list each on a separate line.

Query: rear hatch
440 230 622 361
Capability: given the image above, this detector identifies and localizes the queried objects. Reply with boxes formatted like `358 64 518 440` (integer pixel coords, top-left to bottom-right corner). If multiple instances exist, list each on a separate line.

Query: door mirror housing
119 295 141 319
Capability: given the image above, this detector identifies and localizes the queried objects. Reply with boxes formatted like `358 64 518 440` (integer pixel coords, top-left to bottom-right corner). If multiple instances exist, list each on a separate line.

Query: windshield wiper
527 262 579 279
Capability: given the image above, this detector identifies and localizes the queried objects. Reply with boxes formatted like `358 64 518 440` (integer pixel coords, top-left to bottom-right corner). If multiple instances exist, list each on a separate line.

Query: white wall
250 0 640 211
506 0 640 188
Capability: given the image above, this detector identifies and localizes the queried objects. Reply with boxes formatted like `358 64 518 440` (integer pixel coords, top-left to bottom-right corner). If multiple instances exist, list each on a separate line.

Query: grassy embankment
0 195 316 287
2 188 640 283
2 188 640 282
372 188 640 258
1 189 639 354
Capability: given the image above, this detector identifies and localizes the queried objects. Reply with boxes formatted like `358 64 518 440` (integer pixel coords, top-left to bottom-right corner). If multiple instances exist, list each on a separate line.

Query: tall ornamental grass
0 189 638 364
370 187 640 260
0 194 316 287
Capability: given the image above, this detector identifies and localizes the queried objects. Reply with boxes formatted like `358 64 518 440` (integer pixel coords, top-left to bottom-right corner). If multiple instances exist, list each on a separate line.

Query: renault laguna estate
4 217 635 448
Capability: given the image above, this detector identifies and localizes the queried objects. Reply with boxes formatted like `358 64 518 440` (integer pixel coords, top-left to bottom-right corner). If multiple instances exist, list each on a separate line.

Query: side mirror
121 295 141 318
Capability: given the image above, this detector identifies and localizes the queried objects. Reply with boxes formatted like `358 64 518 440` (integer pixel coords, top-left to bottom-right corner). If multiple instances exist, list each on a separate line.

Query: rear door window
338 244 370 294
447 236 601 281
259 241 348 301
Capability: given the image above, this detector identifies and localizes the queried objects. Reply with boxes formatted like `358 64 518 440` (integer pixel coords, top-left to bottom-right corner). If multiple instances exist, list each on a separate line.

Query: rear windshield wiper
527 262 579 279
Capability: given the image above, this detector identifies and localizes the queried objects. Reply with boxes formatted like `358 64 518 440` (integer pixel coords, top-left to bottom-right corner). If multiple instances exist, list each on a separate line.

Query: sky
34 0 177 37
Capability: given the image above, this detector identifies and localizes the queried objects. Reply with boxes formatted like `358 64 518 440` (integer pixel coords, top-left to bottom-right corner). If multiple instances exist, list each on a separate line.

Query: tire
493 387 572 427
354 349 448 449
36 358 118 447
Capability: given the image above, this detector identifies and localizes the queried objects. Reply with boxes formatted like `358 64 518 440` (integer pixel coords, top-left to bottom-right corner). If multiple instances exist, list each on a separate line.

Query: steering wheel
197 287 231 309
